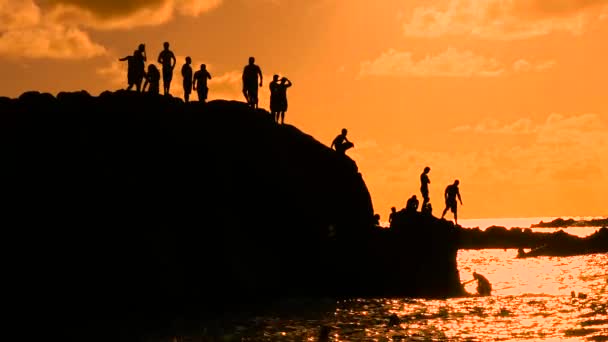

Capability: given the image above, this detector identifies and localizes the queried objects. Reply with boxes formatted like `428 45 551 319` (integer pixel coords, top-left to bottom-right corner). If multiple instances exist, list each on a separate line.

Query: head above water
249 56 255 64
163 42 170 49
424 166 431 173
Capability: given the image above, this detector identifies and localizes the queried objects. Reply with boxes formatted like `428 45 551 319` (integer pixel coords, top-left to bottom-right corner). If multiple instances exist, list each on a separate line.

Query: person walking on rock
242 57 263 108
157 42 176 95
420 166 431 210
119 43 146 92
441 179 463 225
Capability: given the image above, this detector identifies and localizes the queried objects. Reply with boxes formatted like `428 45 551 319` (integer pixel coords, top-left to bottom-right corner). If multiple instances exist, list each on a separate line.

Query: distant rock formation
1 90 463 340
516 227 608 258
531 217 608 228
458 225 608 256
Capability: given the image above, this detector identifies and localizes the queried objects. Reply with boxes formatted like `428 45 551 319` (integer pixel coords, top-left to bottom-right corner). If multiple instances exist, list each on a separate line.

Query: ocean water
167 218 608 341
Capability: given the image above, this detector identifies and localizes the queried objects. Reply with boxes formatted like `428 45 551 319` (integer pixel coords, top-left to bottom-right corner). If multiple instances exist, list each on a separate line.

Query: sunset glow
2 0 607 219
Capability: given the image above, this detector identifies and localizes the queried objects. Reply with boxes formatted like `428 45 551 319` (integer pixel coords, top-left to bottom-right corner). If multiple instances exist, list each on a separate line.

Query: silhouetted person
472 272 492 296
420 166 431 209
119 43 146 92
373 214 381 228
406 195 419 213
388 207 397 227
269 75 280 122
277 77 292 125
143 64 160 95
157 42 176 95
193 64 212 103
421 202 433 216
242 57 263 108
181 57 193 103
441 179 463 225
331 128 354 155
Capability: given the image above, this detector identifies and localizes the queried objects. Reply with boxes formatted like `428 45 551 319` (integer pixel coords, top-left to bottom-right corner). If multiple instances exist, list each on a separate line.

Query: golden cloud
359 48 505 78
402 0 608 40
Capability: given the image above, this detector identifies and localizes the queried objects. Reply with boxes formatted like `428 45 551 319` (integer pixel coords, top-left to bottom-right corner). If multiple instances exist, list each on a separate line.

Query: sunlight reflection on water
179 250 607 341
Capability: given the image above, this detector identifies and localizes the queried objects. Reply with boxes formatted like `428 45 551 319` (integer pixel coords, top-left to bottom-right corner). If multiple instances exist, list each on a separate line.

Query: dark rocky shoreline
2 91 464 340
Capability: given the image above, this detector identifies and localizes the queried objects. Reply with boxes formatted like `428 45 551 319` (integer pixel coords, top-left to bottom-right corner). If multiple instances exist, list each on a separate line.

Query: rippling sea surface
177 219 608 341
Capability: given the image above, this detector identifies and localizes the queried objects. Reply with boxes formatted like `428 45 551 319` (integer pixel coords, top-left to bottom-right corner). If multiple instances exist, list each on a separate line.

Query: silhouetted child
420 166 431 209
406 195 419 213
269 75 280 122
157 42 176 95
373 214 381 227
143 64 160 95
242 57 263 108
331 128 354 155
421 202 433 216
388 207 397 228
181 57 193 103
441 180 463 225
193 64 212 103
277 77 292 125
119 43 146 92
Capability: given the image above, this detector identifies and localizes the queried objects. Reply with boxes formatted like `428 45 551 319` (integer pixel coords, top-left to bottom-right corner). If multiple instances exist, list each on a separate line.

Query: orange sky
1 0 607 219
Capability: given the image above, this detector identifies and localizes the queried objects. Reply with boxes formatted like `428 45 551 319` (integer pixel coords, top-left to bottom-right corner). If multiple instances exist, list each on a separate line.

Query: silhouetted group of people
388 166 464 226
120 48 294 120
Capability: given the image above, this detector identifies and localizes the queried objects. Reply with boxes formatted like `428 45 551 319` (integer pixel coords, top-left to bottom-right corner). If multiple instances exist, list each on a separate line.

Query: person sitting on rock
331 128 354 155
473 272 492 296
405 195 419 213
143 64 161 95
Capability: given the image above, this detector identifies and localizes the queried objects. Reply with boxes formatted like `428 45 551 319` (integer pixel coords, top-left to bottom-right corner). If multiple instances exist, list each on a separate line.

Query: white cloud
360 47 505 78
402 0 608 40
513 59 557 72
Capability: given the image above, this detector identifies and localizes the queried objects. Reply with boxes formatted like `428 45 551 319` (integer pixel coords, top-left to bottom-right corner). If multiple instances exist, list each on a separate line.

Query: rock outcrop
1 90 464 339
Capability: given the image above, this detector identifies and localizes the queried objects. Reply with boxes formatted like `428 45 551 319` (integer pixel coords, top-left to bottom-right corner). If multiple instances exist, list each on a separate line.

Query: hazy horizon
2 0 607 218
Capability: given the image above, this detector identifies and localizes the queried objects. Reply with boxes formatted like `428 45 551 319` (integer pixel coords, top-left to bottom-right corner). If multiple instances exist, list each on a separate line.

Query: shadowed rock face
1 90 467 339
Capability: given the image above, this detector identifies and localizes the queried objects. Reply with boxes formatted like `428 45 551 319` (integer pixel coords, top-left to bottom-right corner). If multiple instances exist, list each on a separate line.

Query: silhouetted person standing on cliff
277 77 292 125
242 57 263 108
143 64 160 95
331 128 354 155
157 42 176 95
119 43 146 92
181 57 193 103
420 166 431 210
193 64 212 103
441 180 463 225
269 75 280 122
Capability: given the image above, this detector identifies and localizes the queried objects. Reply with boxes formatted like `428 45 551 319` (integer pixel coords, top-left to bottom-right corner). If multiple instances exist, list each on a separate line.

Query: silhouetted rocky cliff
2 91 464 339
